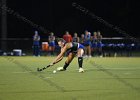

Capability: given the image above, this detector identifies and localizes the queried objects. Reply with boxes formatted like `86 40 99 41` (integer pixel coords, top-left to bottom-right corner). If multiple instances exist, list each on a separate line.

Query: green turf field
0 56 140 100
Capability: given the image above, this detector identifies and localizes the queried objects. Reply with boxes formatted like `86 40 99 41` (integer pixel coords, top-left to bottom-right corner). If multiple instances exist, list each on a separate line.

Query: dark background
1 0 140 38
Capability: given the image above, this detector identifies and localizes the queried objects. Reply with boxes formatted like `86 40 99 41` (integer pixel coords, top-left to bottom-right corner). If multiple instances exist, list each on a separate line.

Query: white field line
12 71 33 73
44 77 52 79
75 67 140 71
11 67 140 74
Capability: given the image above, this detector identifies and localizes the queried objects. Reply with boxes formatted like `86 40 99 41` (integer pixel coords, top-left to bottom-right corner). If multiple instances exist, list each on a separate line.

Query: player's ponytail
56 38 66 43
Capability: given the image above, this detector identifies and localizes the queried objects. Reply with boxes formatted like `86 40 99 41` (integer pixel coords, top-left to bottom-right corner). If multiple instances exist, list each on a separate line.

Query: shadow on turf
0 88 131 94
87 60 140 92
2 56 66 92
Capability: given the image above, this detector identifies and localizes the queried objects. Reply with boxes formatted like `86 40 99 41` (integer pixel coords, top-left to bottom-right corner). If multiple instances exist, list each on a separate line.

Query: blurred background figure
48 32 56 56
97 31 103 57
84 30 92 58
72 32 79 42
79 34 85 46
33 31 40 57
63 31 72 43
91 32 97 56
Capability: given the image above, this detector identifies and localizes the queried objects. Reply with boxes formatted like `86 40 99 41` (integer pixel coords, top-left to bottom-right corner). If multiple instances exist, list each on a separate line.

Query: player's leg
77 48 84 72
99 47 102 56
35 45 38 56
33 45 35 56
57 52 76 71
64 53 75 70
98 42 102 57
51 45 55 56
50 42 55 56
37 45 40 56
49 46 53 56
48 45 51 55
84 46 88 57
87 45 91 57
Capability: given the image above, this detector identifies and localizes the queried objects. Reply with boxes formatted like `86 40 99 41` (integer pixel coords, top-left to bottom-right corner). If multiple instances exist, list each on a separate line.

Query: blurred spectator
79 34 85 46
33 31 40 57
84 30 92 57
63 31 72 43
97 31 103 57
91 32 97 56
48 32 56 56
72 32 79 42
126 43 135 57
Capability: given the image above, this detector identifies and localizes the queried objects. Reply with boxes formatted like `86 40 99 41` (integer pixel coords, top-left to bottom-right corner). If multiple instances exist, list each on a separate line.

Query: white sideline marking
12 67 139 74
87 68 140 70
12 71 33 73
75 68 140 71
102 68 140 70
44 77 52 79
124 72 131 75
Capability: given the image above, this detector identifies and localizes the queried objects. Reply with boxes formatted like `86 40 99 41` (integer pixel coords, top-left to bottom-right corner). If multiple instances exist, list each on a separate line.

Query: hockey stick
37 64 51 72
37 56 63 72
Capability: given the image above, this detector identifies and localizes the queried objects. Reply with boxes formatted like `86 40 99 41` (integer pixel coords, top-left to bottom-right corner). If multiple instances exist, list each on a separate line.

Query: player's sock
63 62 69 70
78 57 83 68
48 51 51 56
99 51 102 56
51 51 54 55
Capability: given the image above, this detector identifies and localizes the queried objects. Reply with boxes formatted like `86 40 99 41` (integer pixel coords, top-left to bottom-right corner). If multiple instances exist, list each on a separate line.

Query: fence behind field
0 38 140 56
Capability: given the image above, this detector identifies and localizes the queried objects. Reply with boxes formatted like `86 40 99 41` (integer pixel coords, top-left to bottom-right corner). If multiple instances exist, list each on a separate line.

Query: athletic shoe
83 55 88 58
88 55 92 58
99 55 103 58
57 67 66 71
79 68 84 73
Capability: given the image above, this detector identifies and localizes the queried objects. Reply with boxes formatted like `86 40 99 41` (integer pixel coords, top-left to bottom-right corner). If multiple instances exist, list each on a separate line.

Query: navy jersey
73 37 79 42
84 33 91 46
66 42 84 53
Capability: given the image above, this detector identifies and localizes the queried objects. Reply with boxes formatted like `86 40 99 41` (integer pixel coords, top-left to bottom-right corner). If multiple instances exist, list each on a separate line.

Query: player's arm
51 43 72 65
38 36 40 41
52 56 63 65
50 45 68 65
77 37 80 42
53 36 55 41
100 35 102 39
48 36 51 42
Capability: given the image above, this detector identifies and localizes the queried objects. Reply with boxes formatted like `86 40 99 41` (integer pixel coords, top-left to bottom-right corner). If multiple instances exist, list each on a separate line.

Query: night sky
1 0 140 38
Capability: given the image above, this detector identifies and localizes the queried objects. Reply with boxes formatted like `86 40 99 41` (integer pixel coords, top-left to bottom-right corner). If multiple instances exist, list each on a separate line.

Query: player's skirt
66 43 85 55
84 41 91 46
78 43 85 49
91 43 97 48
49 41 55 46
97 42 102 48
